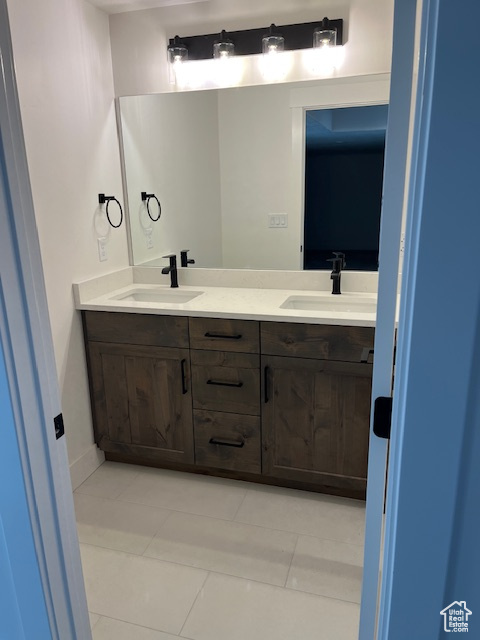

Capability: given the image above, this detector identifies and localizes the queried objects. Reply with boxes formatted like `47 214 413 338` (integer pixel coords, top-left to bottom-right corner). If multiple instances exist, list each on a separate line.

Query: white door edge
0 1 90 638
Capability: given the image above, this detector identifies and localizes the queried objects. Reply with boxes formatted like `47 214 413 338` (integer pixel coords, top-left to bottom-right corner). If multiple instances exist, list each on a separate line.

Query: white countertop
74 269 378 327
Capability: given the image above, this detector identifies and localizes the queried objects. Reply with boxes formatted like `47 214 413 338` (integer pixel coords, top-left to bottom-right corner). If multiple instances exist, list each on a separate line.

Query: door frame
359 1 421 637
0 1 90 637
289 73 391 270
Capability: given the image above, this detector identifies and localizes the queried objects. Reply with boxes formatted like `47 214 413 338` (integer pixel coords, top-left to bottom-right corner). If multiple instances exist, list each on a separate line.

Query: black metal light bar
168 18 344 61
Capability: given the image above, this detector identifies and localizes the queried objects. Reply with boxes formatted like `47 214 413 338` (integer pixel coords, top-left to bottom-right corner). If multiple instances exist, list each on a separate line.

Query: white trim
290 106 306 270
289 73 390 109
289 73 391 282
359 3 419 639
0 1 90 637
70 444 105 491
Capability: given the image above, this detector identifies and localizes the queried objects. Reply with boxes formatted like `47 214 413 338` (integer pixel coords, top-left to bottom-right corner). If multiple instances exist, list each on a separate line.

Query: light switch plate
268 213 288 228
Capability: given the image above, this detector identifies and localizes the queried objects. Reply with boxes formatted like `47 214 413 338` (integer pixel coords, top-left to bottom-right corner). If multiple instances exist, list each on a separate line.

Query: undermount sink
111 288 203 304
280 295 377 314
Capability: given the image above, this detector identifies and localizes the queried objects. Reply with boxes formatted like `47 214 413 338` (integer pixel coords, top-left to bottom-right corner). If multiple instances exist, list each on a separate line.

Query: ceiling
87 0 210 15
306 105 388 150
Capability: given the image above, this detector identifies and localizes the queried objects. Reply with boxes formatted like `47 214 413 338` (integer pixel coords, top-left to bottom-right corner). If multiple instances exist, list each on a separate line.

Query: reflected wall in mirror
119 77 388 271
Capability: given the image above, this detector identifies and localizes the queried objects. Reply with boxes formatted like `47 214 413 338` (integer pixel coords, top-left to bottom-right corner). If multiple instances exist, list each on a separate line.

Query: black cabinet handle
361 348 374 363
180 359 187 394
207 379 243 388
204 332 242 340
264 366 270 403
209 437 245 448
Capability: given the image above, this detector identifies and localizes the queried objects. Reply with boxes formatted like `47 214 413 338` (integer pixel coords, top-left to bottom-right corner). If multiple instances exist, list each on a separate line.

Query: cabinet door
262 355 372 492
88 342 194 464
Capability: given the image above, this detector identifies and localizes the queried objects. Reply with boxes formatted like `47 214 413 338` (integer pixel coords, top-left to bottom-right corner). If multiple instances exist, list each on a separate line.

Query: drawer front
261 322 375 362
191 350 260 415
194 409 261 474
189 317 259 353
83 311 189 348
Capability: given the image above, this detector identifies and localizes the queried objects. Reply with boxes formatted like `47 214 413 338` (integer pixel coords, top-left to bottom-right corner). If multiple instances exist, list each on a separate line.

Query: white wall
109 0 394 96
6 0 129 485
218 83 300 269
120 92 223 267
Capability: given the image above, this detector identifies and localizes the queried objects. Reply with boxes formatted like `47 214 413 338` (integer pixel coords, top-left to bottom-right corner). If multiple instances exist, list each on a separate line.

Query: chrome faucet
327 252 346 295
161 254 178 288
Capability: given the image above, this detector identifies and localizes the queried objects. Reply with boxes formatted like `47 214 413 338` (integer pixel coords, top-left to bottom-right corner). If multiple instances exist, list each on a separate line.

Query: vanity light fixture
262 24 285 56
261 23 289 81
308 17 343 75
167 35 188 84
213 30 235 59
313 17 337 49
167 17 343 62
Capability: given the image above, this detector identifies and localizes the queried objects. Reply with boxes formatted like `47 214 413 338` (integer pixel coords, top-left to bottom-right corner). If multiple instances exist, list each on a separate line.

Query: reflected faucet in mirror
327 251 346 295
181 249 195 267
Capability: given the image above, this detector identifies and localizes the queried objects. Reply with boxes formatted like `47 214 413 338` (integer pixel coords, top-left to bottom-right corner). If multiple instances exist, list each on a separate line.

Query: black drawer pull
180 359 188 394
361 348 374 363
207 379 243 388
204 332 243 340
209 437 245 448
264 366 270 403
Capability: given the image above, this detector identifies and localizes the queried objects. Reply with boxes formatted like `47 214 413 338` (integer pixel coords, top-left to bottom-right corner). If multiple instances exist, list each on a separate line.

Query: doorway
303 105 388 271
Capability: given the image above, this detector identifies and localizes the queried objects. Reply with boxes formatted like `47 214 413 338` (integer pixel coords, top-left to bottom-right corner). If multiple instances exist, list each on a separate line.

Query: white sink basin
111 288 203 304
280 295 377 314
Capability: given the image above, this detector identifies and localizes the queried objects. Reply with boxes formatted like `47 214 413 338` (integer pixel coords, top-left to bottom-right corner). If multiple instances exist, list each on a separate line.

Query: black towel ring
98 193 123 229
141 191 162 222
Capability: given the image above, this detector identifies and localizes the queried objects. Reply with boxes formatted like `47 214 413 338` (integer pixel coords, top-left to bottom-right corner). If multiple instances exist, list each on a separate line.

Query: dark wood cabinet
261 355 372 493
84 313 194 465
191 350 260 415
83 311 374 498
193 409 261 474
189 317 262 475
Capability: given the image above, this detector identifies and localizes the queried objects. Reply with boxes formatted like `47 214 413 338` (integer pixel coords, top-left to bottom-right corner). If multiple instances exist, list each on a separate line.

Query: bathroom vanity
78 272 376 500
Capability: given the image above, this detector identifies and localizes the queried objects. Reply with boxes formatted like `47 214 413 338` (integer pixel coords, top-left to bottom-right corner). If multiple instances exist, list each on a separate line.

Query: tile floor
75 462 365 640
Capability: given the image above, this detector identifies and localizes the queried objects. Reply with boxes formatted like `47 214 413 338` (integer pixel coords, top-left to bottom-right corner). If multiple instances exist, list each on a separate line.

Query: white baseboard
69 444 105 491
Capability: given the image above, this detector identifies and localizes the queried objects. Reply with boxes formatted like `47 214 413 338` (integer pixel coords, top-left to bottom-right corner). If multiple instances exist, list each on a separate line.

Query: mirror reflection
119 82 387 271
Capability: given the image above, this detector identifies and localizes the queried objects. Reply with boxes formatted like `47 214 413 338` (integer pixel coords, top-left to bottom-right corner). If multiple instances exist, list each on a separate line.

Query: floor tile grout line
179 567 362 608
82 462 366 509
88 494 365 545
76 510 364 567
141 509 176 557
284 533 300 588
82 540 361 605
230 487 249 521
91 612 195 638
90 613 101 632
82 538 294 588
179 571 211 637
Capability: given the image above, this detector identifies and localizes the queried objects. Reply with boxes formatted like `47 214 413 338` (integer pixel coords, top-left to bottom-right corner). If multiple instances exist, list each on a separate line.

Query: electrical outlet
146 235 154 249
97 238 108 262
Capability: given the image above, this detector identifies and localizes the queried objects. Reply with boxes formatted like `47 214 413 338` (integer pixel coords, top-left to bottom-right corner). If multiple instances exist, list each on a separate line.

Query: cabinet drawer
189 317 259 353
191 350 260 415
83 311 189 348
261 322 374 362
194 409 261 474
